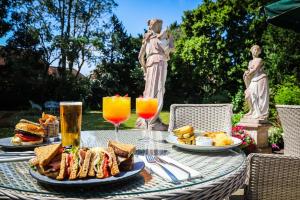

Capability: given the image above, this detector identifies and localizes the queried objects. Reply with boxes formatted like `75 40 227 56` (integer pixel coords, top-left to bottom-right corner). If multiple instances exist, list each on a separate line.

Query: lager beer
60 102 82 147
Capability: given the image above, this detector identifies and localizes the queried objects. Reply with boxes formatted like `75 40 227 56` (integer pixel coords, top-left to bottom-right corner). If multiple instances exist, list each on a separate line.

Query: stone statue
243 45 269 121
136 19 174 131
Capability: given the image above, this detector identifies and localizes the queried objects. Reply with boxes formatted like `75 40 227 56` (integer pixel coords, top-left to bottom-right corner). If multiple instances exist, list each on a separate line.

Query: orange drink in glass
136 97 158 131
103 96 131 139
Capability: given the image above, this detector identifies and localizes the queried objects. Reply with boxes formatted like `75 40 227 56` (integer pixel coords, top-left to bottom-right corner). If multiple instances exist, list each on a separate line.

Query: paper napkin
138 155 201 182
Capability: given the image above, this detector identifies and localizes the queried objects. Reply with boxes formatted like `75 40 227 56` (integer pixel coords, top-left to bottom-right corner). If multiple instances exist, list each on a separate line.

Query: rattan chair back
246 153 300 200
276 105 300 156
168 104 232 134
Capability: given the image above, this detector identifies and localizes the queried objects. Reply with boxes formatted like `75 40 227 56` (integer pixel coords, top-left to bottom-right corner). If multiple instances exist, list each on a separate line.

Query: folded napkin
138 155 201 182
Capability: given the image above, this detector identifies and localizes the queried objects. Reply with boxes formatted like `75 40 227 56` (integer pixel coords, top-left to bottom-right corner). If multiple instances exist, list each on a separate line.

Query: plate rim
29 157 145 186
165 133 242 151
0 137 58 149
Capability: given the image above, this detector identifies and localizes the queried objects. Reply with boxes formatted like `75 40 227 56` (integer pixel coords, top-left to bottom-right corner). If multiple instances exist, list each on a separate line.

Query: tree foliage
9 0 116 76
166 0 272 107
90 15 144 109
0 0 11 37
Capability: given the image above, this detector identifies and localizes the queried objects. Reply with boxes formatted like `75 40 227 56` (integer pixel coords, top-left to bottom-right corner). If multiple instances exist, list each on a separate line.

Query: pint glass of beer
60 102 82 147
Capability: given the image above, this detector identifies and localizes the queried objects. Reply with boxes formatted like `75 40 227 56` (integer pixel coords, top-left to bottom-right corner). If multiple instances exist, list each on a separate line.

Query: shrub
268 126 284 151
274 76 300 105
231 87 244 113
232 112 244 126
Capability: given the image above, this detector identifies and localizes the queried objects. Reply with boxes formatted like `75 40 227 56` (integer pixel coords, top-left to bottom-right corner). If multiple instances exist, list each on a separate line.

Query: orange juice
103 96 131 125
136 98 158 119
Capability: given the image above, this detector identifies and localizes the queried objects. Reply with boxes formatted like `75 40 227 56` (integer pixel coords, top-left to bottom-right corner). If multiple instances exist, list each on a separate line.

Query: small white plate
165 134 242 152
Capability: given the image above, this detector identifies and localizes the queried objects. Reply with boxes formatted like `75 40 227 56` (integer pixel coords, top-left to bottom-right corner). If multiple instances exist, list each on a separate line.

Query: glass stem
145 120 149 131
115 124 119 142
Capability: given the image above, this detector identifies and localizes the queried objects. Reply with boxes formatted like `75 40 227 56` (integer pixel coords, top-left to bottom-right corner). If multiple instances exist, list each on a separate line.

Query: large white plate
29 157 144 186
165 134 242 152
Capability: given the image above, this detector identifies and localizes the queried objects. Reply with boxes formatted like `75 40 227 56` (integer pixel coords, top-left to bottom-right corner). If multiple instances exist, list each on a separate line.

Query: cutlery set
145 155 201 184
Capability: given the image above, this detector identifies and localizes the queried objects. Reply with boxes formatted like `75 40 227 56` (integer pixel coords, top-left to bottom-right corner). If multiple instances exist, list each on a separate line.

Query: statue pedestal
238 118 272 153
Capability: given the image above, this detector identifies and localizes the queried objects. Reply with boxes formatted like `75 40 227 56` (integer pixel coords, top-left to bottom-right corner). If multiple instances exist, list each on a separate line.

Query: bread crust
108 140 136 158
56 153 67 180
96 152 104 179
78 150 92 178
88 152 96 177
108 147 120 176
69 154 79 180
34 143 62 166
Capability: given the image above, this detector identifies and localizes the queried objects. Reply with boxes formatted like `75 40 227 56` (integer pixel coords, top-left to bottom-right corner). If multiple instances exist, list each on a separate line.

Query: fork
154 156 192 180
145 155 180 184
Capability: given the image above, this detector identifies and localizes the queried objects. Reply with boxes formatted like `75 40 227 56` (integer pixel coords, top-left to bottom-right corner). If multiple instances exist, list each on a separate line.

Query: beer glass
60 102 82 147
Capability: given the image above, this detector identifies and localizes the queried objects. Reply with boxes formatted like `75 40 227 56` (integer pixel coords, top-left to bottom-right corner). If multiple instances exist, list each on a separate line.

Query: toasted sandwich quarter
119 154 134 171
34 143 62 166
56 153 67 180
108 147 120 176
108 140 136 158
96 152 105 179
88 151 96 177
78 150 92 178
69 153 80 180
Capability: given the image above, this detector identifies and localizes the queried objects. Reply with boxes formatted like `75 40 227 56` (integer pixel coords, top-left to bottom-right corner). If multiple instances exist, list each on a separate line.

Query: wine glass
136 97 158 141
103 96 131 141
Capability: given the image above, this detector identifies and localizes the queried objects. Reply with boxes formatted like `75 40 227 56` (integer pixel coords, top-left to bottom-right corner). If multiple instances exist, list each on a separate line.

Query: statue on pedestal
243 45 269 121
136 19 174 131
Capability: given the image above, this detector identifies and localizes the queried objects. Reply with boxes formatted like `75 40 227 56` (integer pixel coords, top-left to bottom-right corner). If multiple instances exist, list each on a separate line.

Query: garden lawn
0 110 170 138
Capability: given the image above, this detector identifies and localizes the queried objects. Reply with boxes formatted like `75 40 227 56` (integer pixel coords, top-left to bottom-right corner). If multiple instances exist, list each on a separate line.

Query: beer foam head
60 102 82 106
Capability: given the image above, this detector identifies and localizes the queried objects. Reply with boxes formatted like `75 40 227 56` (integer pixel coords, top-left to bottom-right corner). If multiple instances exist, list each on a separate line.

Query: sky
114 0 201 36
0 0 202 75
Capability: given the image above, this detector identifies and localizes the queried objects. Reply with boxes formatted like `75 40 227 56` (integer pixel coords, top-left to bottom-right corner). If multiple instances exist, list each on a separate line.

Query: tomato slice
15 133 41 142
103 154 110 178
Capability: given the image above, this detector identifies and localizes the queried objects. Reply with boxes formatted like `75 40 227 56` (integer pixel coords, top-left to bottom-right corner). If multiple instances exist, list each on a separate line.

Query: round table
0 130 247 199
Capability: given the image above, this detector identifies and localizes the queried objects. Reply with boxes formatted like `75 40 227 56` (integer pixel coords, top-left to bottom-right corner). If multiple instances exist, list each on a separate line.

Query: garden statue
243 45 269 121
136 19 174 131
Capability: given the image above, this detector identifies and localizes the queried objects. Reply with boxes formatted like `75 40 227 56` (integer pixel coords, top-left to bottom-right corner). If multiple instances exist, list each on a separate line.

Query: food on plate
30 143 63 178
173 125 194 136
108 140 136 171
39 112 59 137
173 125 195 145
213 134 233 146
203 131 233 146
203 131 226 138
29 141 137 181
178 136 196 145
12 119 45 145
39 112 58 126
195 136 213 146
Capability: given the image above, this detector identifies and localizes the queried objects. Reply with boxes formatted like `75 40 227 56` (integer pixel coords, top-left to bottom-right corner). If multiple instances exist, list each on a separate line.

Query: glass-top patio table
0 130 247 199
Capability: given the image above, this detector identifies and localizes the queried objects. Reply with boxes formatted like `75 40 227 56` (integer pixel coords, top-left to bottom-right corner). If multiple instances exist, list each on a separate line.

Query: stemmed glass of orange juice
103 96 131 140
136 97 158 140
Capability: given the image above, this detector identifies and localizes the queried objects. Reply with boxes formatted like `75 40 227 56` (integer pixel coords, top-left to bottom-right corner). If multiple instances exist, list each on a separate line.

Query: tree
10 0 116 77
165 0 272 109
90 15 143 108
0 0 11 37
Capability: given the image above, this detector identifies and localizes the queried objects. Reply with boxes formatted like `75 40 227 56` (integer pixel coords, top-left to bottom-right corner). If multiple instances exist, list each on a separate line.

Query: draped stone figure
136 19 174 131
243 45 269 121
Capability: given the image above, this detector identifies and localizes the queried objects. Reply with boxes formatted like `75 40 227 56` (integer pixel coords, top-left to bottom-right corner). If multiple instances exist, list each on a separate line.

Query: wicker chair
168 104 232 134
245 153 300 200
276 105 300 156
